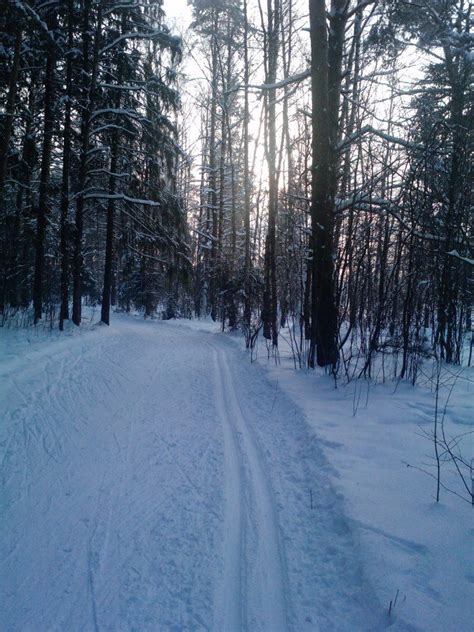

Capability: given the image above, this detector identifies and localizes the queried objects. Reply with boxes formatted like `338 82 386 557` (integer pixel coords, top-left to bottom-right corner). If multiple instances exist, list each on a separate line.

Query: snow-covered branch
83 192 160 207
338 125 422 152
226 69 311 95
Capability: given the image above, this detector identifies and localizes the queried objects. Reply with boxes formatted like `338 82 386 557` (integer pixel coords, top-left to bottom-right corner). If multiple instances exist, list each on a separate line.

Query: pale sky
163 0 192 32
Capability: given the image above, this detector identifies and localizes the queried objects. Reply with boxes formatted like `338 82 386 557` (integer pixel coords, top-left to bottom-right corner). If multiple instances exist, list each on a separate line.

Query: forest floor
1 313 472 632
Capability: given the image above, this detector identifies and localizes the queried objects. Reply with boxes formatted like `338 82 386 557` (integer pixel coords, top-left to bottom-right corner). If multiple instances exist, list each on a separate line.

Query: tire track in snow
212 344 291 632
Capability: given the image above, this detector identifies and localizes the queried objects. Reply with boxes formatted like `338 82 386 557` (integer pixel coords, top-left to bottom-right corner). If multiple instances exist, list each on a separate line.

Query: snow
447 249 474 266
246 332 473 632
1 313 472 631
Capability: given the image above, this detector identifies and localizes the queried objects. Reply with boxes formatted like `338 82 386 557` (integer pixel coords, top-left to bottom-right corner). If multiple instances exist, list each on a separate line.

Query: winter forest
1 1 472 631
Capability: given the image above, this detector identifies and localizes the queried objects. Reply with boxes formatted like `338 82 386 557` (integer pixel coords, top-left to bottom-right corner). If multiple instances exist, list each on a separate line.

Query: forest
0 0 472 379
1 2 473 630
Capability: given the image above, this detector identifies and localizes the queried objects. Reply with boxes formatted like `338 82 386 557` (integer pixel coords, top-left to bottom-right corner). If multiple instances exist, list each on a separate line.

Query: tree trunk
308 0 339 367
101 11 126 326
72 0 102 325
59 0 74 330
262 0 280 347
33 20 56 324
208 22 219 320
0 21 22 201
100 174 116 325
243 0 252 337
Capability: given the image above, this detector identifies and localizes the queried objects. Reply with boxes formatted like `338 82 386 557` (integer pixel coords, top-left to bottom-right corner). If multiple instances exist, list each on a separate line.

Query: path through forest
2 316 402 631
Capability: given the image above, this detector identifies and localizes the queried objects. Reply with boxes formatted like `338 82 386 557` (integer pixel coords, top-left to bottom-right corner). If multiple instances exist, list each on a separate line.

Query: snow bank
252 333 473 632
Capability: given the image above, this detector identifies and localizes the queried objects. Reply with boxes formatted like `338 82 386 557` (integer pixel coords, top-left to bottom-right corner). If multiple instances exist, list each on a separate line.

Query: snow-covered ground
1 313 472 631
252 335 473 632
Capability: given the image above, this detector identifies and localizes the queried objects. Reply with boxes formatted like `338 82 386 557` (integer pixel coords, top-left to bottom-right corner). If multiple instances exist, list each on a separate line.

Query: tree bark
243 0 252 338
72 0 102 325
262 0 280 347
308 0 339 367
101 12 126 326
59 0 74 330
208 20 219 320
0 21 22 201
33 17 56 324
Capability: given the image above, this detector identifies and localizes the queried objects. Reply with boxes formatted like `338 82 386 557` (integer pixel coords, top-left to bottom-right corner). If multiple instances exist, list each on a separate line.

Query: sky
163 0 192 32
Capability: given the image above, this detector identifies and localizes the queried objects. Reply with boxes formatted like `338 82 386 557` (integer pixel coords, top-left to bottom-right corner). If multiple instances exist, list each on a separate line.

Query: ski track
211 347 244 631
1 316 402 632
212 345 290 632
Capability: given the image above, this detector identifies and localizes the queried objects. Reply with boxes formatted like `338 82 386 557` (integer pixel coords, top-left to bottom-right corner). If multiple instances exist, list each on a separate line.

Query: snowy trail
2 316 396 631
212 347 244 631
212 346 289 632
